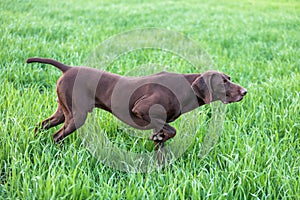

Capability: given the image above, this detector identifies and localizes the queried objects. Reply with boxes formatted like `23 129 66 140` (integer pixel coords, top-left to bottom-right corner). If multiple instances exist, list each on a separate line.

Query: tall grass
1 0 299 199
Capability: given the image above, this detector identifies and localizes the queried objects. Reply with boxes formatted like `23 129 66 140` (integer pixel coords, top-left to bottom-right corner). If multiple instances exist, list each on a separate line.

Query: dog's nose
241 89 247 96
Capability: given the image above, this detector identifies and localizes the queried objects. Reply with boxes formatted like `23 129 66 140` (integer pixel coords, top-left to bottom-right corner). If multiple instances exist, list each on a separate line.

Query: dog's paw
149 130 165 142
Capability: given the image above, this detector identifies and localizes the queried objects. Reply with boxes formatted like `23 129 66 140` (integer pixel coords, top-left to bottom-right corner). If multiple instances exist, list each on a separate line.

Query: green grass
1 0 299 199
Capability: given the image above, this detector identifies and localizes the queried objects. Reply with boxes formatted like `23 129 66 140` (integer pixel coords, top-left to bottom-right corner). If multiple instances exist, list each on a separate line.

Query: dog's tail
26 57 70 73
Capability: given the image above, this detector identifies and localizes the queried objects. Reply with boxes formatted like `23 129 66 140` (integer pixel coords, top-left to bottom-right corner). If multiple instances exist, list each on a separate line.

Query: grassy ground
1 0 299 199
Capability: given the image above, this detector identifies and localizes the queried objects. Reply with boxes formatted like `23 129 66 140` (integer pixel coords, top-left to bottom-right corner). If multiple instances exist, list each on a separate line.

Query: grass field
1 0 299 199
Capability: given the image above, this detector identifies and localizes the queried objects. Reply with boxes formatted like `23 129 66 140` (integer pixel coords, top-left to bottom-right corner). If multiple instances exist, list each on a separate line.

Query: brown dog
27 58 247 149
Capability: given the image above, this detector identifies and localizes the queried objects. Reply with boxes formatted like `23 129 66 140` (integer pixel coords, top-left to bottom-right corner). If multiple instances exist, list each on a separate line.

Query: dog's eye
223 79 228 83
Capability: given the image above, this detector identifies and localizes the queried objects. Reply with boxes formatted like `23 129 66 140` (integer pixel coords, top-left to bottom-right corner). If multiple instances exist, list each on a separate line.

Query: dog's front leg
154 140 166 167
150 124 177 167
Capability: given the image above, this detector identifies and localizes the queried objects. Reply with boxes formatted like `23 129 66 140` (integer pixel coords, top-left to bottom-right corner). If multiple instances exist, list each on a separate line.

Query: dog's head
191 71 247 104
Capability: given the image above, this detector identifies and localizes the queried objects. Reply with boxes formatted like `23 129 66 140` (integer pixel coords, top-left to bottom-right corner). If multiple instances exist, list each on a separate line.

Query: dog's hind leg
53 109 88 143
34 104 65 133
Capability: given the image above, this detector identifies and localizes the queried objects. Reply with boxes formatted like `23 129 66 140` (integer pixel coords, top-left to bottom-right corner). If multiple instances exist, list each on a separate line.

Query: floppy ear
191 75 212 104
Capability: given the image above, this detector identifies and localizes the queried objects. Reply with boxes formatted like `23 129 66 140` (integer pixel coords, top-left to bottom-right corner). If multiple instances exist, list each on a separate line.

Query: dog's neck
196 96 205 106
